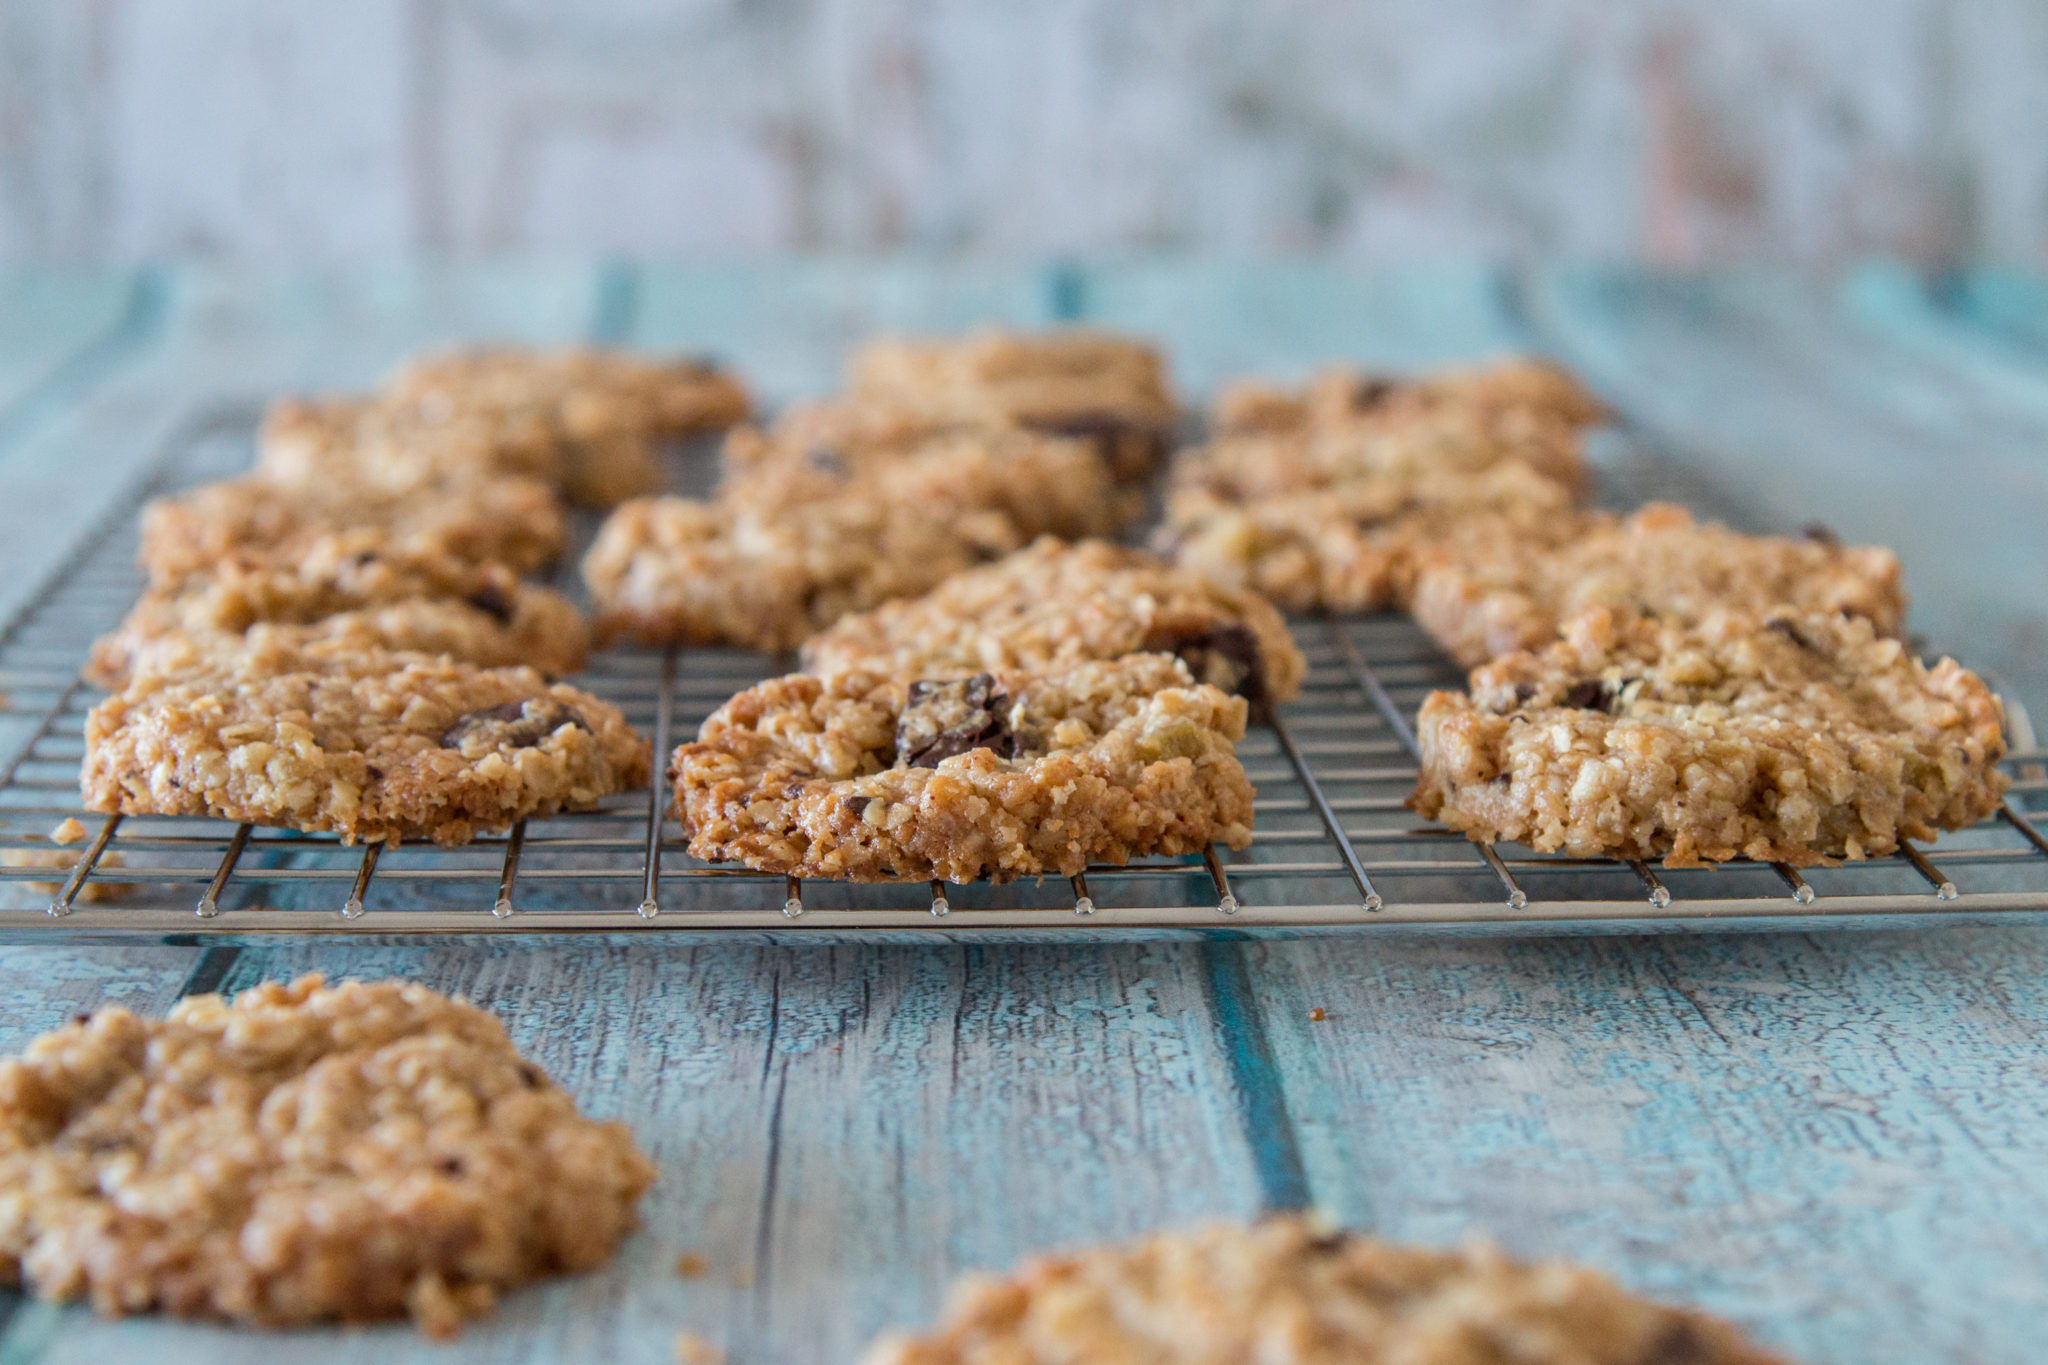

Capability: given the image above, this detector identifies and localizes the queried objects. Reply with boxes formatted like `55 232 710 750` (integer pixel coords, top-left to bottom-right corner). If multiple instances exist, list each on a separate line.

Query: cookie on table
0 973 655 1338
1211 355 1607 438
87 537 589 686
82 634 650 846
139 473 566 586
1160 462 1580 613
1410 503 1908 666
860 1214 1792 1365
801 538 1306 715
1410 606 2008 867
387 346 752 505
673 654 1253 883
582 472 1026 653
846 328 1178 482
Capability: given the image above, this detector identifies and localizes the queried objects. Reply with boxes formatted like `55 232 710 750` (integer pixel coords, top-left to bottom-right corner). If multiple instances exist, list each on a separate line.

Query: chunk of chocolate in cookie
896 675 1012 768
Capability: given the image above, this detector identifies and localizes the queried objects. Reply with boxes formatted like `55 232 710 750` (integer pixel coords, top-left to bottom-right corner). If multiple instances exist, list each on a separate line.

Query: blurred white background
4 0 2047 263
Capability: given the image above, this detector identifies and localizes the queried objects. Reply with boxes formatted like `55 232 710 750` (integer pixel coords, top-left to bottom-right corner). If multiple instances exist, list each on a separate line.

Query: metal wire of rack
4 406 2048 943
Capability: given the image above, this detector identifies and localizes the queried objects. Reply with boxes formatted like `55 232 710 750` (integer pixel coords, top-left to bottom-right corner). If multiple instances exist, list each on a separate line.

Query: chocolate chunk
1512 681 1538 706
440 697 589 750
1149 624 1270 714
895 675 1011 768
71 1012 91 1027
1349 376 1400 411
1561 679 1613 711
464 581 514 624
1800 522 1841 545
806 447 847 477
1765 616 1821 651
435 1155 465 1176
1019 411 1170 465
1640 1320 1710 1364
517 1062 545 1089
1304 1227 1353 1255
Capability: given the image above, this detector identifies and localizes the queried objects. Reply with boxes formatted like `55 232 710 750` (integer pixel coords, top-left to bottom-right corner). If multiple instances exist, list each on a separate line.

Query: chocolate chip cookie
846 328 1178 482
1412 504 1908 666
801 538 1306 715
1161 462 1580 613
88 537 589 686
859 1215 1791 1365
82 635 649 846
139 474 566 586
672 654 1254 882
1410 607 2007 866
0 974 655 1338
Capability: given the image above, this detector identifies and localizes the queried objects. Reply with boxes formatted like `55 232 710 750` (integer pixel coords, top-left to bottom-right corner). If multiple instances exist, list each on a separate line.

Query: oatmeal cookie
386 346 751 505
0 974 655 1337
1410 607 2007 867
139 474 566 586
88 538 588 686
582 473 1024 652
82 635 650 846
1161 463 1579 613
1410 504 1908 666
256 394 559 492
1212 356 1607 437
801 538 1306 714
846 329 1178 482
672 654 1254 882
721 421 1138 541
859 1215 1790 1365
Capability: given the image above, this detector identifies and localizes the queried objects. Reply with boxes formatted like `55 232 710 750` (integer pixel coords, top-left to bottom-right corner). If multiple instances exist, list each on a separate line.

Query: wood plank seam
1199 941 1312 1213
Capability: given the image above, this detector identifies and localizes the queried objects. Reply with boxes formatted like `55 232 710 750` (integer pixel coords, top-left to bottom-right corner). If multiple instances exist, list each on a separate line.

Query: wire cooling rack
4 405 2048 943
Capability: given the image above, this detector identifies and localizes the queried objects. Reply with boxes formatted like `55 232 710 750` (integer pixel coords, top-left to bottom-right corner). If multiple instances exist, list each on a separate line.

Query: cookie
859 1215 1790 1365
88 538 589 686
387 346 752 505
1212 356 1607 437
801 538 1306 714
720 421 1138 542
582 469 1028 653
1410 607 2007 867
1410 504 1908 666
256 394 559 492
139 474 566 586
1160 462 1579 613
0 974 655 1338
672 654 1254 883
82 634 650 846
846 328 1178 482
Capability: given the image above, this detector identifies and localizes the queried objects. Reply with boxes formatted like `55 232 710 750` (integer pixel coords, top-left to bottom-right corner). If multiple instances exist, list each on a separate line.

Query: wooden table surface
1 261 2045 1363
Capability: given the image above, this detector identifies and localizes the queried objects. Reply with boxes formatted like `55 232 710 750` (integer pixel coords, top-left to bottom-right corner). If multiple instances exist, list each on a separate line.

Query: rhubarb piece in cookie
802 538 1305 714
139 474 566 586
82 635 649 846
87 539 588 686
672 654 1253 883
859 1215 1792 1365
1409 607 2007 867
582 473 1024 652
1411 504 1908 666
846 329 1178 482
386 346 751 505
0 974 655 1338
1161 463 1579 612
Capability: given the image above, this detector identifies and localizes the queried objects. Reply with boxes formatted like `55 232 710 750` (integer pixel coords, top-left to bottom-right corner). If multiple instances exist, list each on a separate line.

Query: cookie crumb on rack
49 817 85 845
